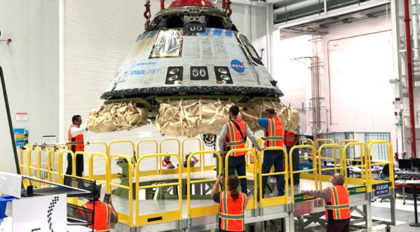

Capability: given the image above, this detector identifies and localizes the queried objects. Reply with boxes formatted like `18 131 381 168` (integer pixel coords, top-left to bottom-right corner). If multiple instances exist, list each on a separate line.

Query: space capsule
88 0 298 136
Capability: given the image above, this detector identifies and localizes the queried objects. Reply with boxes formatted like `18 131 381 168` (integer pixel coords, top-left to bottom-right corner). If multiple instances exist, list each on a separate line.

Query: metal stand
364 194 372 230
410 183 420 227
0 66 21 174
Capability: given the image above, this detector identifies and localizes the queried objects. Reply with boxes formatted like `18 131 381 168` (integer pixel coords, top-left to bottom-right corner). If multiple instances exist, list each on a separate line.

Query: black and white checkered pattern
47 196 60 232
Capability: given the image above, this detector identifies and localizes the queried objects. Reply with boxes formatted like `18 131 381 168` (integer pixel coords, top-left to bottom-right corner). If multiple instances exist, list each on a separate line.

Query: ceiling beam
274 0 390 29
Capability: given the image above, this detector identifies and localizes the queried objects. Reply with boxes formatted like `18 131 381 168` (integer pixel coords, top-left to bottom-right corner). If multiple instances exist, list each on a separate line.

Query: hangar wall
0 0 59 172
273 14 395 149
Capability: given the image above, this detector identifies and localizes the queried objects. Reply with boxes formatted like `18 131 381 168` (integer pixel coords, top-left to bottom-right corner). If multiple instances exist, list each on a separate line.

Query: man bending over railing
302 173 351 232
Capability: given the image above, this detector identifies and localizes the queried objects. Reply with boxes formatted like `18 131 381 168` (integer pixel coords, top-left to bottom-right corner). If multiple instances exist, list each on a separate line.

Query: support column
363 195 372 229
391 190 397 225
266 3 274 74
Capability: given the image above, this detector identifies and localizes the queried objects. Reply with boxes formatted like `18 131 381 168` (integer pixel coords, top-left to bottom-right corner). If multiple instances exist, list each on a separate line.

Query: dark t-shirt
213 191 221 203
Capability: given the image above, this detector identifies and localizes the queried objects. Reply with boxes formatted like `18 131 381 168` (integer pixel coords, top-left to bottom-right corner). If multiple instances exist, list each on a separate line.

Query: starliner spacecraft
88 0 297 136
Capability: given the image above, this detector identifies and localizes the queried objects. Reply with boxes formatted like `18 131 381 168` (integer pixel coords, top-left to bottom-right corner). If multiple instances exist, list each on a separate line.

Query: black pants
262 150 285 196
287 145 300 183
66 153 84 177
227 156 247 194
327 218 350 232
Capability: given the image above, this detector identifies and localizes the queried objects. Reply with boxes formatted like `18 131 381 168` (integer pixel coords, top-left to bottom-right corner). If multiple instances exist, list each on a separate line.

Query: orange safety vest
74 201 113 231
226 120 247 157
219 191 248 231
325 186 351 220
68 125 84 152
87 201 113 231
284 131 295 146
162 159 173 168
263 117 284 147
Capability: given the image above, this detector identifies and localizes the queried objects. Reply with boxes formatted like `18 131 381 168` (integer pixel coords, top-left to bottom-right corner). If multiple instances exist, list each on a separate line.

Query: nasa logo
231 60 245 73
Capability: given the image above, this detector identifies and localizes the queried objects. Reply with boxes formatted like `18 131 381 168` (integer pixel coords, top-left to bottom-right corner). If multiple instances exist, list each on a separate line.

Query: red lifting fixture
169 0 214 8
160 0 165 10
144 0 151 21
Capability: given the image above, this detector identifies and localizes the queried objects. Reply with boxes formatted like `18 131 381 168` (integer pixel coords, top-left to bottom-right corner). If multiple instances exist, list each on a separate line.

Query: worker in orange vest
240 108 285 196
302 173 351 232
285 131 301 185
75 185 118 231
211 174 248 232
66 115 87 179
218 106 260 194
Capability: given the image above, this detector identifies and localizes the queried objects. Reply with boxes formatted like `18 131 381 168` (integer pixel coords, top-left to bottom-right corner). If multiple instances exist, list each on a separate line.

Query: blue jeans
262 150 285 196
227 156 247 194
287 145 300 183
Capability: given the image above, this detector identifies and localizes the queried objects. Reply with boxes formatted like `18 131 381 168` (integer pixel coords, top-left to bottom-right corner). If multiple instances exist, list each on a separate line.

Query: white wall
320 15 395 146
62 0 269 169
272 15 395 147
0 0 59 173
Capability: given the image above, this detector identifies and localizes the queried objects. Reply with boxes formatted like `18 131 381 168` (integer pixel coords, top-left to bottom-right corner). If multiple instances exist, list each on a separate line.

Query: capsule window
150 29 183 58
166 15 184 29
236 33 263 66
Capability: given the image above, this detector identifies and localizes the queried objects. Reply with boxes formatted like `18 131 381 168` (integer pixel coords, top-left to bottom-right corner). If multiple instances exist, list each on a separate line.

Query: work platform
18 138 395 231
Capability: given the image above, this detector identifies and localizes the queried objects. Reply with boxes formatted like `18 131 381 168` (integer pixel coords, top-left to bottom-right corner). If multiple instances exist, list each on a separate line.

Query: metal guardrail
290 144 318 202
135 153 182 227
17 139 395 229
259 146 289 207
110 153 134 227
136 139 159 175
182 137 204 171
318 143 340 189
186 150 221 219
343 142 367 188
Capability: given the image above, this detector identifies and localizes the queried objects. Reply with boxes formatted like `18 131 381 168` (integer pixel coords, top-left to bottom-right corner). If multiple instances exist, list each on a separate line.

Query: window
236 33 263 65
150 29 183 58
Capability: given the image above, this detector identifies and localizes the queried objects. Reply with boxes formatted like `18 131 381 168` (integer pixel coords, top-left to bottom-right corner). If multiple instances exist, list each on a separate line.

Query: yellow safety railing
315 138 334 149
182 137 205 171
159 138 181 172
135 153 182 226
339 139 360 148
338 140 360 169
35 146 54 186
85 141 107 154
224 148 257 209
25 145 33 176
89 152 111 193
317 143 341 189
110 153 134 227
187 151 222 219
290 144 318 202
57 149 74 184
342 142 366 188
71 151 91 178
136 139 159 175
108 140 136 161
301 138 315 147
50 147 62 183
258 146 289 207
19 146 25 174
366 140 395 192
